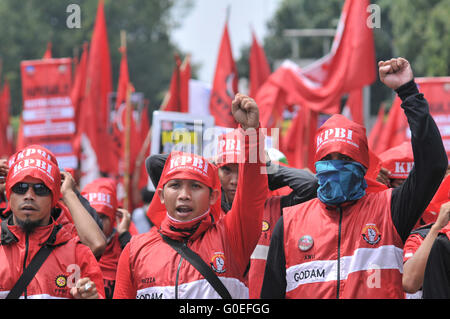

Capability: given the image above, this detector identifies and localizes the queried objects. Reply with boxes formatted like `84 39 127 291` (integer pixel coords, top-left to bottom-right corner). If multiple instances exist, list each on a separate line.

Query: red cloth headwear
147 151 222 228
81 178 118 223
378 141 414 179
215 129 245 167
5 156 61 207
8 144 58 168
314 114 369 169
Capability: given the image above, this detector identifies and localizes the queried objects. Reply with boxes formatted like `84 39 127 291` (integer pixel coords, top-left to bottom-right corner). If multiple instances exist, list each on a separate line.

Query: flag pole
121 30 132 212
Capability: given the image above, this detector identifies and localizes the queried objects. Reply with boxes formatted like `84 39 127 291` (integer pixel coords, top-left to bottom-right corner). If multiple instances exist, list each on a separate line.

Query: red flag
255 0 376 169
209 22 238 127
78 0 113 187
368 103 386 153
257 0 375 127
249 31 271 98
0 80 13 157
43 42 52 59
161 54 190 113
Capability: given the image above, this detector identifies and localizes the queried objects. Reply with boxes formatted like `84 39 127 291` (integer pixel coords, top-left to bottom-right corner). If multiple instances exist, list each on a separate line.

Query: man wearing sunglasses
0 155 105 299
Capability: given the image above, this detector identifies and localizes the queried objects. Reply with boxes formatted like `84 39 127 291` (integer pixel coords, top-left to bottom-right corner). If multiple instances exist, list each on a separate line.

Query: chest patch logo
211 252 226 274
55 275 67 288
298 235 314 252
362 224 381 245
262 220 270 232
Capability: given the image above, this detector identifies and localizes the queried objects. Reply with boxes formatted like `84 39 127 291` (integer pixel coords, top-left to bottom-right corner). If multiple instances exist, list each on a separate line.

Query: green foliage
0 0 191 116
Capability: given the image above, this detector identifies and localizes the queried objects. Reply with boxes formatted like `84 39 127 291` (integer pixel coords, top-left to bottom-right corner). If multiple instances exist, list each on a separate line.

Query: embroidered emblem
55 275 67 288
262 220 270 232
298 235 314 251
211 252 226 273
362 224 381 245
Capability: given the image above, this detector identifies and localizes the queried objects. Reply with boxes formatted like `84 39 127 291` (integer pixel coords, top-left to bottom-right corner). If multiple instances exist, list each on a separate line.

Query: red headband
379 141 414 179
147 151 222 228
81 178 118 223
6 156 61 206
215 129 245 167
314 114 369 168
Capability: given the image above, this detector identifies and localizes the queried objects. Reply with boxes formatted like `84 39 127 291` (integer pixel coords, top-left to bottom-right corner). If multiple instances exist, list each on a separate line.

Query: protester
378 141 413 188
113 93 268 299
422 210 450 298
81 177 133 299
0 153 104 299
145 129 319 298
131 187 154 233
261 57 448 299
402 200 450 298
2 145 107 258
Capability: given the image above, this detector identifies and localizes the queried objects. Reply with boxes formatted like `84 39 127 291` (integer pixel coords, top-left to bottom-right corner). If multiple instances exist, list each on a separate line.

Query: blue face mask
315 160 367 206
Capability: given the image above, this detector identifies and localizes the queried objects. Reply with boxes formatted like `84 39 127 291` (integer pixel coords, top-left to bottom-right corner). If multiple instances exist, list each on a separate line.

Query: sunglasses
11 182 52 196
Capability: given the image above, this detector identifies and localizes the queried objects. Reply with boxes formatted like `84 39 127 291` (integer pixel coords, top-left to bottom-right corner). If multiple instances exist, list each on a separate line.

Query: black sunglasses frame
11 182 52 196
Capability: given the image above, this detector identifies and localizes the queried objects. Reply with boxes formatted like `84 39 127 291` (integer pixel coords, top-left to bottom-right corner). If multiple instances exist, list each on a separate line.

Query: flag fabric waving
249 31 271 99
209 21 238 128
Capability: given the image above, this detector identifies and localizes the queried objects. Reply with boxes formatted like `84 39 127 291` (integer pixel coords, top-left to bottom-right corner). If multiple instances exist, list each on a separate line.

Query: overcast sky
172 0 282 84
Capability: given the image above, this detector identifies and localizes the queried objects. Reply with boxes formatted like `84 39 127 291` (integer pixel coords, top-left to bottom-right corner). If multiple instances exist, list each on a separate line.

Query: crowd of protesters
0 57 449 299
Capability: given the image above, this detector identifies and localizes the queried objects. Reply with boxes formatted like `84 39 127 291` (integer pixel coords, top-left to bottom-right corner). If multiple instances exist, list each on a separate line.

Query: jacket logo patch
210 252 226 274
362 224 381 245
298 235 314 251
55 275 67 288
262 220 270 232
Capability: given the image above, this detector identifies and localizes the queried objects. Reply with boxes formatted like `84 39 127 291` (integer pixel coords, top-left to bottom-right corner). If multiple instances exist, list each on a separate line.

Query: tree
0 0 192 118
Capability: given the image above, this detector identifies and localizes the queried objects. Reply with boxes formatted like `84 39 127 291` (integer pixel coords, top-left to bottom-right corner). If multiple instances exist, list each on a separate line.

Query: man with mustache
0 152 105 299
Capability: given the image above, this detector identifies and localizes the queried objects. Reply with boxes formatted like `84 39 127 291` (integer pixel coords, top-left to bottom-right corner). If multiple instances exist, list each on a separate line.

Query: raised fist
231 93 260 130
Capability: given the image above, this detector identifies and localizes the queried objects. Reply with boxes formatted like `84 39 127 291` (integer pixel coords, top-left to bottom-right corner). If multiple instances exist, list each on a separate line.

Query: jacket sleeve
76 241 106 299
391 80 448 242
113 244 136 299
223 128 268 273
267 164 318 209
260 216 286 298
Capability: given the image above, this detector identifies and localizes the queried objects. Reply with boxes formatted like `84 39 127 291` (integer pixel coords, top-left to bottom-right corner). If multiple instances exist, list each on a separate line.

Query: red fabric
314 114 369 169
71 42 89 159
256 0 376 129
368 104 386 153
98 233 123 281
0 219 105 299
146 151 222 228
42 42 52 59
255 0 375 170
249 31 271 99
81 177 118 223
403 233 424 263
6 157 61 207
78 0 113 175
425 174 450 217
215 129 244 167
209 22 238 128
160 55 190 113
378 141 414 179
0 80 14 157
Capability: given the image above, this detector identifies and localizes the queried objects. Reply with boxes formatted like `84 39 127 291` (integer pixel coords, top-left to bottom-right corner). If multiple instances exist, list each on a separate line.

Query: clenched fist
378 57 414 90
231 93 260 131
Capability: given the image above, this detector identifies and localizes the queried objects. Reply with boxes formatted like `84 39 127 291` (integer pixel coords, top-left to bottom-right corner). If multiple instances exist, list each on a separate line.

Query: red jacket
113 159 268 299
282 189 405 299
248 195 281 298
0 215 105 299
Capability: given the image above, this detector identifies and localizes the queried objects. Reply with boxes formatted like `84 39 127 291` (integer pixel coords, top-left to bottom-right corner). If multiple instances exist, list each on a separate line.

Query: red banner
20 58 77 169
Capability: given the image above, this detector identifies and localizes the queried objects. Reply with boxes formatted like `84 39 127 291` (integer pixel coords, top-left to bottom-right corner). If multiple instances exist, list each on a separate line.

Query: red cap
314 114 369 168
379 141 414 179
5 156 61 207
9 145 58 168
81 178 118 223
215 129 245 167
147 151 222 228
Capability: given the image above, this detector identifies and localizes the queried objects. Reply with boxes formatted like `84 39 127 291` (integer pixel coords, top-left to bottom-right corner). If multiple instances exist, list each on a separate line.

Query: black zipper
22 233 29 299
336 206 343 299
